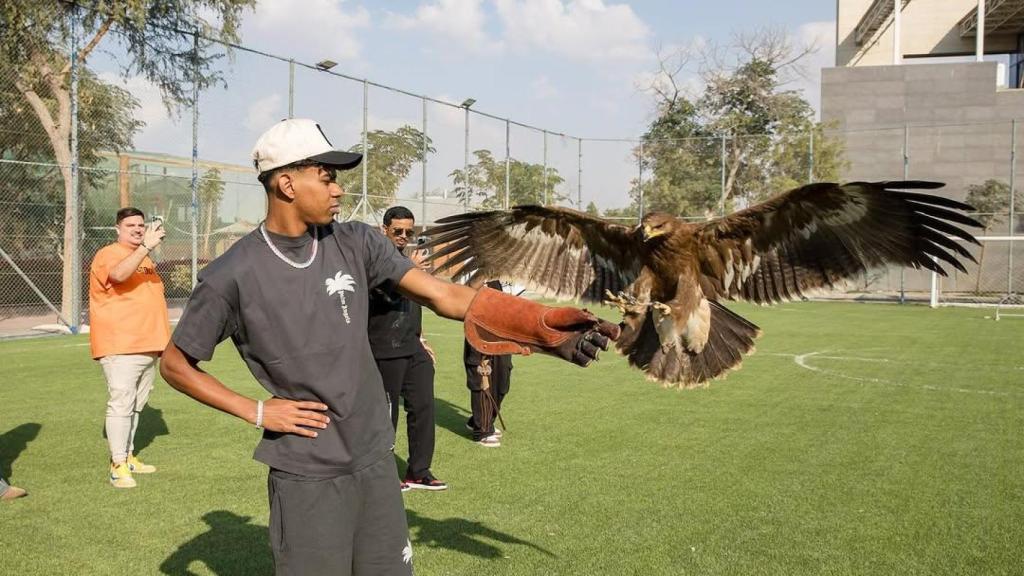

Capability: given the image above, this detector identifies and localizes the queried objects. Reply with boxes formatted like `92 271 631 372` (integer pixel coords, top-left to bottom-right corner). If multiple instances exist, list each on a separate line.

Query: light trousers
100 353 157 463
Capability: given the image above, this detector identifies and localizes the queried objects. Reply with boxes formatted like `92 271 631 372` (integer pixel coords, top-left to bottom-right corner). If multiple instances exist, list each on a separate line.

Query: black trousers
375 348 435 479
465 353 512 440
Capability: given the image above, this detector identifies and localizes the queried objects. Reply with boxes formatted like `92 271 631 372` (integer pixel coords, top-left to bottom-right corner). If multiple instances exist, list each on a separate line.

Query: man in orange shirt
89 207 170 489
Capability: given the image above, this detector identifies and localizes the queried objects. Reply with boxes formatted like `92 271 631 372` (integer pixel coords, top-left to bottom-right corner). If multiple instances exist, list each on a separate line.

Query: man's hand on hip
260 398 330 438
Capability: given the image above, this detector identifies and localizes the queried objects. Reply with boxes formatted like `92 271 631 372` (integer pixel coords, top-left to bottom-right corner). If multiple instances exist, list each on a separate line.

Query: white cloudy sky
94 0 836 211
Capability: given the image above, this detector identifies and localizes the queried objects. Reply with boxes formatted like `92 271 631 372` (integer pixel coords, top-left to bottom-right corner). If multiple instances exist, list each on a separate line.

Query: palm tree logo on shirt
402 538 413 564
325 271 356 324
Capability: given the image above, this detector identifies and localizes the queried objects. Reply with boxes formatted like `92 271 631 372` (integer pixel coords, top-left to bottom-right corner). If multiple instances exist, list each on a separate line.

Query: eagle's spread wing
693 181 982 304
421 205 643 302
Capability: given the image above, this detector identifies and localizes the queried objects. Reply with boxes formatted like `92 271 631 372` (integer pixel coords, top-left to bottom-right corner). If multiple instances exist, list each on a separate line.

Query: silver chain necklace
260 222 318 269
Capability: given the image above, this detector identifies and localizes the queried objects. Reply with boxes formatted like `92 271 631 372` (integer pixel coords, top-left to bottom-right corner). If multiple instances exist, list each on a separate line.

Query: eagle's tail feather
618 301 760 388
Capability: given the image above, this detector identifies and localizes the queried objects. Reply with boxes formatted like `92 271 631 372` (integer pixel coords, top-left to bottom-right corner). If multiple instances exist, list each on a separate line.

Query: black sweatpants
268 454 413 576
375 348 436 479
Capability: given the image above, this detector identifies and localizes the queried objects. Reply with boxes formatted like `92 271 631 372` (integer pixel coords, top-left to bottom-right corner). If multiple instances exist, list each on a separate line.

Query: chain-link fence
1 1 1021 338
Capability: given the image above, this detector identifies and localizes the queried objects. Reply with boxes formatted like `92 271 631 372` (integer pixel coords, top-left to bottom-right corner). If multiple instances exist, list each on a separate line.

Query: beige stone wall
821 60 1022 295
837 0 1017 67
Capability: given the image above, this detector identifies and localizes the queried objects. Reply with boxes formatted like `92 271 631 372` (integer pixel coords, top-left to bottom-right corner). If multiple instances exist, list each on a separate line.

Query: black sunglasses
389 228 415 237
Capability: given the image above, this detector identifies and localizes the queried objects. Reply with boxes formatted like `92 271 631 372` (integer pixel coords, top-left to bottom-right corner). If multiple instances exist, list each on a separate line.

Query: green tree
198 167 225 258
450 150 565 209
2 0 253 320
0 66 141 257
614 29 845 219
338 126 435 214
965 179 1018 293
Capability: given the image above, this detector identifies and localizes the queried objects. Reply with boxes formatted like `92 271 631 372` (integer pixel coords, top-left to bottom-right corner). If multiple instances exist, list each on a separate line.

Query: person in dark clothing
464 280 513 448
369 206 445 491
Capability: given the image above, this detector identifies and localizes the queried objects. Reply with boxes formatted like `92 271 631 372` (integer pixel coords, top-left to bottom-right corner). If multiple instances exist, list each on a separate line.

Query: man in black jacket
369 206 446 491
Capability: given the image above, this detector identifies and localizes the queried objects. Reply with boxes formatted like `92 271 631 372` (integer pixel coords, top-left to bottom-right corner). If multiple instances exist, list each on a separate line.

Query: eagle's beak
641 224 654 241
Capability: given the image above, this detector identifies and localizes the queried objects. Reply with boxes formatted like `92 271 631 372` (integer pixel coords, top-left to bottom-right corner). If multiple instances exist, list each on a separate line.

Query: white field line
765 351 1023 398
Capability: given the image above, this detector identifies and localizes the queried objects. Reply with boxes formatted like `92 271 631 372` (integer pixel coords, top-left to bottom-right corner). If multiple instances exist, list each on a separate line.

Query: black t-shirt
367 249 423 359
172 221 413 477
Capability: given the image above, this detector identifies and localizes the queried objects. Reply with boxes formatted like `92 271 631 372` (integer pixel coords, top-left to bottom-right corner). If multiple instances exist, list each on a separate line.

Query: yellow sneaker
127 454 156 474
110 462 137 489
0 485 27 501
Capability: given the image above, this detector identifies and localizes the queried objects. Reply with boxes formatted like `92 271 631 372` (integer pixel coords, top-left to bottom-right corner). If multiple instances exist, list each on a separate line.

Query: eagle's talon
604 291 652 315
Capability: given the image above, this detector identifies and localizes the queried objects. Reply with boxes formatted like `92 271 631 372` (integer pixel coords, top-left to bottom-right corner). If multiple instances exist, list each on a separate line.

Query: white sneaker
477 434 501 448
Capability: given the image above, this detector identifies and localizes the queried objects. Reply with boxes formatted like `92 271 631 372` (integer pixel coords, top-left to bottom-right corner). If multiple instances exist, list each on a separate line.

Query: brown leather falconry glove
463 287 621 367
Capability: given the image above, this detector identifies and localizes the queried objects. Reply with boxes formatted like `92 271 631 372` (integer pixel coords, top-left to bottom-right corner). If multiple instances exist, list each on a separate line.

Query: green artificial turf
1 301 1021 575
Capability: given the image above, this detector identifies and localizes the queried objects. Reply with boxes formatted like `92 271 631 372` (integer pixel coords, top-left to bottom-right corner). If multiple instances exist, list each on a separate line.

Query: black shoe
404 473 448 491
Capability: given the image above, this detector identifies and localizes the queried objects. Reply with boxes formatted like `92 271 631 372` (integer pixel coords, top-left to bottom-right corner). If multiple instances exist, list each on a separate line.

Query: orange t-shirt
88 242 171 359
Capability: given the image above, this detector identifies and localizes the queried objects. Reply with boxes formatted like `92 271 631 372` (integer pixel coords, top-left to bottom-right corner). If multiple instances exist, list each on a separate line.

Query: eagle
422 181 982 388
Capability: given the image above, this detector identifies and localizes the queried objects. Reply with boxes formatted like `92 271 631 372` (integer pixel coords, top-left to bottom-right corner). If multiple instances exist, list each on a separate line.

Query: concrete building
822 0 1023 297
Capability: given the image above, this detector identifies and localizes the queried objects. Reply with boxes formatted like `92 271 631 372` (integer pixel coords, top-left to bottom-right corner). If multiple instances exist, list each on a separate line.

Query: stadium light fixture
461 98 476 109
316 59 337 71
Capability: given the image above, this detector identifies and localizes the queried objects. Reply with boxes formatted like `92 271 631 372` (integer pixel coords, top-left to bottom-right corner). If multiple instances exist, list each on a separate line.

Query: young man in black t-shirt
160 118 619 576
369 205 445 491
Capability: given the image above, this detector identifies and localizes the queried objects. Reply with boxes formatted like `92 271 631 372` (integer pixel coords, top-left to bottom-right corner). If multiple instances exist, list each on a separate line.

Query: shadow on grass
134 404 170 453
433 397 472 439
160 510 273 575
407 509 555 560
0 422 41 480
99 404 169 455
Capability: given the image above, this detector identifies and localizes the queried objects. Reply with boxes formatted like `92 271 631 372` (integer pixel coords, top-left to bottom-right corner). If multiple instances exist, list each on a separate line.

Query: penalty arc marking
769 351 1023 398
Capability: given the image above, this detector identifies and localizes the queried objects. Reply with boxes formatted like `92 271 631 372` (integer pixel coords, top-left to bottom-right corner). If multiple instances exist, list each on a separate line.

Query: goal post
929 235 1023 310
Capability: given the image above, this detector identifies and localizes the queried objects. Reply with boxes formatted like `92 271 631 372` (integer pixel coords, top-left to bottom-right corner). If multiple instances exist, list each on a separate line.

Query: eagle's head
638 212 676 243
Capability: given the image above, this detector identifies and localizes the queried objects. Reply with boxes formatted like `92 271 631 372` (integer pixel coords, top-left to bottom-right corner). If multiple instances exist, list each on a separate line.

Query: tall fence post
1010 118 1017 295
808 129 815 184
69 3 82 332
577 138 582 209
901 124 909 304
463 107 470 211
504 119 511 210
288 59 294 118
361 79 369 220
542 130 548 206
421 98 427 225
190 32 200 289
638 139 645 223
719 135 727 216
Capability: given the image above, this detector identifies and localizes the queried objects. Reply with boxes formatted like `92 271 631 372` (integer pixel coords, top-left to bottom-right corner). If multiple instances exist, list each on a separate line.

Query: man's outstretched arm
396 269 619 367
160 342 331 437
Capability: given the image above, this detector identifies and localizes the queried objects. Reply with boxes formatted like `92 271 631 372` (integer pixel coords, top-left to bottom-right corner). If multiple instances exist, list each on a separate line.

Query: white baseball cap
251 118 362 176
